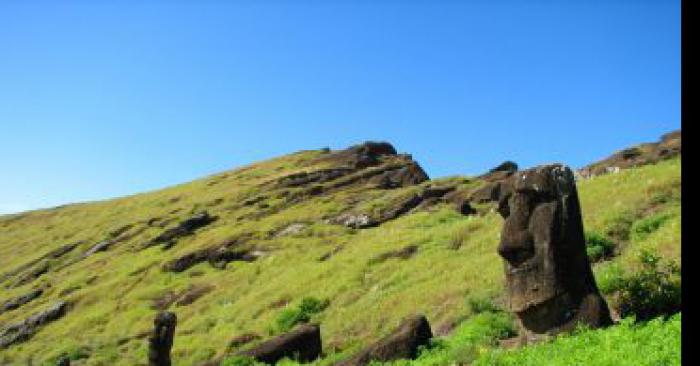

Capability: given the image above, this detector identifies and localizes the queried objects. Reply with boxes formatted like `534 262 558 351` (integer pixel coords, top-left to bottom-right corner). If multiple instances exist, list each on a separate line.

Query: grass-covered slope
0 143 680 365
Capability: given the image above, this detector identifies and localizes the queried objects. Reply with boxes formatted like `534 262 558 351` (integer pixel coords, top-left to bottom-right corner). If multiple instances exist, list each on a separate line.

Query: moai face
497 165 602 333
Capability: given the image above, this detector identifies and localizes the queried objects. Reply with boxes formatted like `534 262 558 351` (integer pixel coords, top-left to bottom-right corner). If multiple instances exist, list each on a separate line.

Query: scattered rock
497 164 612 344
275 223 308 237
147 212 217 248
0 301 68 349
11 261 49 288
328 213 378 229
276 168 355 188
0 289 43 314
237 323 322 364
337 314 432 366
148 311 177 366
162 236 262 273
83 239 117 258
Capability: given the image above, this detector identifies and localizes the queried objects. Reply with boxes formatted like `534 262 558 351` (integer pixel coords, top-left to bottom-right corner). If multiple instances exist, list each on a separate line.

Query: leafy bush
604 210 636 241
467 295 500 314
585 231 616 262
275 297 329 332
631 213 672 242
607 249 681 321
595 262 625 295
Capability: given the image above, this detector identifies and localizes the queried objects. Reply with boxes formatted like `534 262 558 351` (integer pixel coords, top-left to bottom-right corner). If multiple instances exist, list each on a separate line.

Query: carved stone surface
237 323 322 364
0 301 67 349
497 164 612 343
337 314 432 366
148 311 177 366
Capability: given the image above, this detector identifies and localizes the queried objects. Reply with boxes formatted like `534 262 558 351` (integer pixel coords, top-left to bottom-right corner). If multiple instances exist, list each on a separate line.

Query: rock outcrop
337 315 433 366
148 311 177 366
0 289 43 314
578 130 681 179
147 212 217 249
0 301 68 349
237 323 322 364
276 142 429 198
162 236 262 272
497 164 612 344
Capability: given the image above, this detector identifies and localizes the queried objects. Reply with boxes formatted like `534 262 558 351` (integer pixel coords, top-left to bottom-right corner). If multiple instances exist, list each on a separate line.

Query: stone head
497 165 599 322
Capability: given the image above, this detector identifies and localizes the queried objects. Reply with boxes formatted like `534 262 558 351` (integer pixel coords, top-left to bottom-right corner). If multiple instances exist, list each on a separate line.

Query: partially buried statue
496 164 612 344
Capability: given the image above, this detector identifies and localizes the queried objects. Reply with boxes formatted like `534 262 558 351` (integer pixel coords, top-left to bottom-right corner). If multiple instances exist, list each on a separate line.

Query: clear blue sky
0 1 680 214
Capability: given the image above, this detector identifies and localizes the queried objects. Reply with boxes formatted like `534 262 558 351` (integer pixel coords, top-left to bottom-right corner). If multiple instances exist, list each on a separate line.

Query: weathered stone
0 301 68 349
578 130 681 178
162 236 262 273
11 261 49 288
0 289 43 314
238 323 322 364
497 164 612 344
83 239 116 258
329 213 378 229
148 311 177 366
275 223 308 237
469 182 501 203
147 212 217 248
370 161 430 189
455 200 476 216
337 315 432 366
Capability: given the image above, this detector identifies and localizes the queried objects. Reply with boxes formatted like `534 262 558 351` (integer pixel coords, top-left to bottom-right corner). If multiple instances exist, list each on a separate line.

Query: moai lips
497 164 612 342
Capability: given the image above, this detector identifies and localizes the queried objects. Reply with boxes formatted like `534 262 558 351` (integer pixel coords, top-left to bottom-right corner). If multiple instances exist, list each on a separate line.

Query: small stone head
497 165 599 321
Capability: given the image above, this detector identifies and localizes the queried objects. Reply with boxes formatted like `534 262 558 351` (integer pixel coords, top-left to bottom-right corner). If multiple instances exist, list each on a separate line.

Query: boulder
337 315 433 366
237 323 322 364
497 164 612 344
148 311 177 366
147 212 217 248
0 289 43 314
0 301 68 349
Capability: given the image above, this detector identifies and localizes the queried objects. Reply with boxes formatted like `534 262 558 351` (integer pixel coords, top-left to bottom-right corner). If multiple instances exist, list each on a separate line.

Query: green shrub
595 262 625 295
473 313 681 366
604 210 636 241
585 231 616 262
467 295 500 314
607 249 681 321
220 355 266 366
275 297 329 332
631 213 672 242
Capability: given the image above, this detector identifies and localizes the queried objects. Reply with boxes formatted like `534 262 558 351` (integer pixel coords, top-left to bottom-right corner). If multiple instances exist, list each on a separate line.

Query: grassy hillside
0 144 680 366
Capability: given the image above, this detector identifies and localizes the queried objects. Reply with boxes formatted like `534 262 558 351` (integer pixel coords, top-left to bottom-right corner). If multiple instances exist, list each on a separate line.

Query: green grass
0 150 680 365
473 314 681 366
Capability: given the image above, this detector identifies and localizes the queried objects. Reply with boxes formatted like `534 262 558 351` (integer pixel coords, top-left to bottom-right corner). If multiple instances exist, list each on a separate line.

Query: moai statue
148 311 177 366
496 164 612 344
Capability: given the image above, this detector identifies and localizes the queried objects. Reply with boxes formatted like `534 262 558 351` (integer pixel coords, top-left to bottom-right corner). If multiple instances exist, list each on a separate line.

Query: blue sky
0 1 680 214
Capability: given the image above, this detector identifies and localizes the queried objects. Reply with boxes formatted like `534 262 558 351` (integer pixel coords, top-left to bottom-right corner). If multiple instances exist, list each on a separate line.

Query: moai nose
498 230 535 266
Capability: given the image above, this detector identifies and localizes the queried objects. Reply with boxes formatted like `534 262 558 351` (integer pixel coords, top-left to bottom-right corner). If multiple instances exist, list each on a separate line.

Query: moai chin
496 164 612 344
